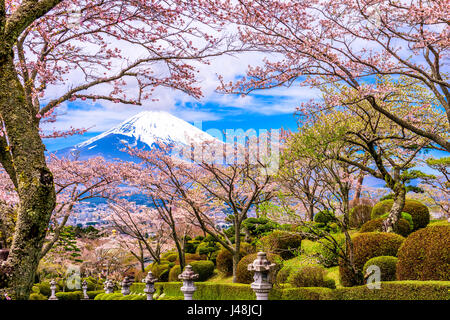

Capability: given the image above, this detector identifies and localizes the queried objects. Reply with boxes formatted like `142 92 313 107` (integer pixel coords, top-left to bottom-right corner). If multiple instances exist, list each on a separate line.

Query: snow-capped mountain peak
55 110 219 161
77 110 215 148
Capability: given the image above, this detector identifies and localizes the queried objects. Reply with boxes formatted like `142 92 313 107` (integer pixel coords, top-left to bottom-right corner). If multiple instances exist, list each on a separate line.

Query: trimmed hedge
363 256 398 281
339 232 404 287
236 253 282 284
216 249 235 276
55 291 83 300
360 216 411 237
333 281 450 300
29 293 47 300
396 225 450 281
314 210 335 224
371 199 430 231
260 230 302 260
94 293 146 300
125 280 449 300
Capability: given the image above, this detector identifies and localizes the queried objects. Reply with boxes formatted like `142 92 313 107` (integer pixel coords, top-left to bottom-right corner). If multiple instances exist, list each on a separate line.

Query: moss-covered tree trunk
232 219 241 283
383 183 406 233
0 48 56 300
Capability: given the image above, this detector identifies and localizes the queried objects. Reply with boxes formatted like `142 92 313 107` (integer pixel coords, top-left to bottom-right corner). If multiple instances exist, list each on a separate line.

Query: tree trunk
308 203 314 222
231 220 241 283
352 173 365 204
0 50 56 300
383 184 406 233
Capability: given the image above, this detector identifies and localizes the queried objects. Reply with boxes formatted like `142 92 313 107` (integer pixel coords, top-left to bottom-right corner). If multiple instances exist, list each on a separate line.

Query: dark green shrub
371 199 430 231
260 230 302 259
35 281 59 296
168 265 181 282
242 217 280 237
87 290 104 299
190 260 215 281
29 293 47 300
148 263 171 282
349 204 373 228
362 256 398 281
164 253 178 263
55 291 82 300
396 225 450 281
339 232 404 287
313 210 335 224
288 265 335 289
236 253 282 284
360 216 411 237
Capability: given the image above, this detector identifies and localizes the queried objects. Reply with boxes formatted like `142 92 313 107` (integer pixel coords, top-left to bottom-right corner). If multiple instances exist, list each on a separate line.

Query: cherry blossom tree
129 139 275 282
208 0 450 151
0 0 234 298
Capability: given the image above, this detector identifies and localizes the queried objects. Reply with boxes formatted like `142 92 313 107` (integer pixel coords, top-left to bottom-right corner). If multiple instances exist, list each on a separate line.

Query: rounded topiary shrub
339 232 404 287
360 217 411 237
288 265 335 289
29 293 47 300
362 256 398 281
236 253 282 284
396 225 450 281
168 265 181 282
349 204 373 228
260 230 302 260
313 210 335 224
189 260 215 282
148 263 171 282
371 199 430 231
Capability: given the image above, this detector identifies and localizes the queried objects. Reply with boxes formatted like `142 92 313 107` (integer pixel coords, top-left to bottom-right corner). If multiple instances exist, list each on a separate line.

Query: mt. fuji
54 111 218 161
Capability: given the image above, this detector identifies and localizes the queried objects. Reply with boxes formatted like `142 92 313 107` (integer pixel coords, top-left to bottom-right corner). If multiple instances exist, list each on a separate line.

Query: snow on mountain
54 110 220 161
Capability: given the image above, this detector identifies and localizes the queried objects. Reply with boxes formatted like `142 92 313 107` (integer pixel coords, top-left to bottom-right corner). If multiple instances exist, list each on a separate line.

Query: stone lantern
81 280 89 300
247 252 276 300
104 279 115 294
48 279 58 300
121 276 134 296
178 265 199 300
143 271 158 300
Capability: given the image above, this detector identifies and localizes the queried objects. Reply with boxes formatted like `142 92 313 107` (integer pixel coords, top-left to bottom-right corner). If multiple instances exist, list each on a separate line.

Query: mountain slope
54 110 218 161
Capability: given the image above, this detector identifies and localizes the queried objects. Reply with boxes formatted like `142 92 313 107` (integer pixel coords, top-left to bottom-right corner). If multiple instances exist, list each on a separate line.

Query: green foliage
164 253 178 263
276 266 293 284
196 240 219 261
287 265 335 289
168 265 181 282
55 291 83 300
94 293 145 300
87 290 104 299
29 293 47 300
360 216 412 237
371 199 430 231
260 230 302 260
242 217 280 237
35 281 59 297
190 260 215 282
363 256 398 281
349 204 373 228
236 253 282 284
333 281 450 300
51 226 82 262
301 234 346 268
314 210 335 224
396 225 450 281
339 232 405 287
147 263 171 282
